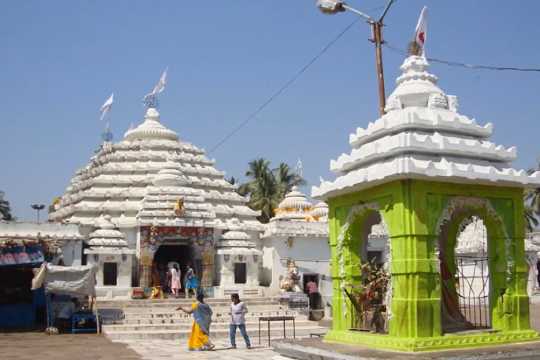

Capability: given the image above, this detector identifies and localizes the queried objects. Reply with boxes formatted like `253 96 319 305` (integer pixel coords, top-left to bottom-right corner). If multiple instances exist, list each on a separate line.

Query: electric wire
384 42 540 72
208 18 361 154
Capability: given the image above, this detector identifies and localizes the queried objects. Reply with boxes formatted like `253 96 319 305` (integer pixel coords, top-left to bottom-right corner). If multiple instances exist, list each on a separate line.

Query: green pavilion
312 54 540 351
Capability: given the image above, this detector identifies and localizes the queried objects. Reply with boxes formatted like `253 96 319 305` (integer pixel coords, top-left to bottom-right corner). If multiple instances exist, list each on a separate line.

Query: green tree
0 191 13 221
238 158 306 223
273 162 306 199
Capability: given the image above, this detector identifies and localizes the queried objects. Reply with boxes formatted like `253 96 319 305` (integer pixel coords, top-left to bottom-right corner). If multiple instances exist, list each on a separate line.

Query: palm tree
273 162 306 199
238 158 306 223
525 205 539 233
0 191 13 221
525 162 540 231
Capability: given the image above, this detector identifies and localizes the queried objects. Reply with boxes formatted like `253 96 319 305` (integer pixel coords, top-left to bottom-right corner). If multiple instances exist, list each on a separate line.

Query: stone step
121 312 299 324
104 325 327 341
103 320 316 332
121 308 294 317
98 298 279 308
120 305 289 315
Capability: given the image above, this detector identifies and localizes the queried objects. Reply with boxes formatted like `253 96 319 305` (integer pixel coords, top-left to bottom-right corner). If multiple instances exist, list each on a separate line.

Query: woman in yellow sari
177 292 215 351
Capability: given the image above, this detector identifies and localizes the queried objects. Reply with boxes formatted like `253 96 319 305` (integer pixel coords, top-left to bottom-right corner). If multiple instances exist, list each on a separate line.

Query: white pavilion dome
49 107 262 232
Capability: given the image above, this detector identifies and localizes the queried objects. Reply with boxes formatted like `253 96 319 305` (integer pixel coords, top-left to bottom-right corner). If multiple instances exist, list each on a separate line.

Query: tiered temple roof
49 108 262 231
313 55 540 200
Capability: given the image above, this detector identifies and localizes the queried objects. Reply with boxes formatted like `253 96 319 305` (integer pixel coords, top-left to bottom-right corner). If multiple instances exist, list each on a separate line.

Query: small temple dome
123 108 178 141
274 186 312 221
218 225 258 250
310 201 328 221
88 215 127 247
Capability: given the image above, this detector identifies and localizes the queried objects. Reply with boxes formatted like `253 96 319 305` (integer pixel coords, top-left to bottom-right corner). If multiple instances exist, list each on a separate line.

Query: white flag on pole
152 68 168 95
414 6 428 56
143 68 168 107
99 93 114 121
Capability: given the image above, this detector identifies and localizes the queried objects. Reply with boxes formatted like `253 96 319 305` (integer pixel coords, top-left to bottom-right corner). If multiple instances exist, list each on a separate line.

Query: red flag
414 6 428 55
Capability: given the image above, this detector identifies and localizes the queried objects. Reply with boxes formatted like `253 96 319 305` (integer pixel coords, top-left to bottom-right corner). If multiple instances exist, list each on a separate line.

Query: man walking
229 293 251 349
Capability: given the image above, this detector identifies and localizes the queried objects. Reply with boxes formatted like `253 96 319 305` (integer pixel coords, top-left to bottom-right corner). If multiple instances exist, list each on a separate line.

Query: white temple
49 107 263 297
260 186 332 313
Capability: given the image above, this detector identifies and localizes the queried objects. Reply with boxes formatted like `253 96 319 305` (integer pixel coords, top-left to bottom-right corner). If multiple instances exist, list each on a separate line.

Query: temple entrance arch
139 226 214 289
435 197 509 334
153 244 193 290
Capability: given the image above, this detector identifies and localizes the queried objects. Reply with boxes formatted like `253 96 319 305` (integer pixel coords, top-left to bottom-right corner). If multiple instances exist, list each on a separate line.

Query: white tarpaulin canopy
32 263 97 297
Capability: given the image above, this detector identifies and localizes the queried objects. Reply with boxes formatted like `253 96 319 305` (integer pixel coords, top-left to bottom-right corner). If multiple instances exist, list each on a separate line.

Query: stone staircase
98 297 327 342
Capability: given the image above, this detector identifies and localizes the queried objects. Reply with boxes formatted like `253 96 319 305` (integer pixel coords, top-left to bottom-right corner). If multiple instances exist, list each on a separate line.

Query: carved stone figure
280 259 302 292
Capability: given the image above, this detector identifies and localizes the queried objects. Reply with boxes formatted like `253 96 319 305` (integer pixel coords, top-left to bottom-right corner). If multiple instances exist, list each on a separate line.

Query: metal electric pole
371 21 386 116
317 0 395 117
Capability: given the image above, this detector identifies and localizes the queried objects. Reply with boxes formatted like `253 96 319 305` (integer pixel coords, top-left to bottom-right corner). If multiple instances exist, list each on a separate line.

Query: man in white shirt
229 293 251 349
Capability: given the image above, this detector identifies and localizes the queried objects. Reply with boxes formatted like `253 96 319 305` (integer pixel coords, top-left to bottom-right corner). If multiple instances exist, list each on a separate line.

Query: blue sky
1 1 538 220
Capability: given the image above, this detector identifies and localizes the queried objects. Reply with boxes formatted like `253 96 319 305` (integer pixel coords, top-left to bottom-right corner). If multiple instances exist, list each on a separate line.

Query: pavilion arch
434 197 513 333
335 202 392 330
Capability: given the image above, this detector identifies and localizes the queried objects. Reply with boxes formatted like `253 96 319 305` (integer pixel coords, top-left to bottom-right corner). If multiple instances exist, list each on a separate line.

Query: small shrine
312 54 540 351
215 220 262 297
84 215 135 298
260 186 332 314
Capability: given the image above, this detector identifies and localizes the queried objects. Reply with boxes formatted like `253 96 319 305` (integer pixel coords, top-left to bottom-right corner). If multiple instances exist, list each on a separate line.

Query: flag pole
370 0 395 117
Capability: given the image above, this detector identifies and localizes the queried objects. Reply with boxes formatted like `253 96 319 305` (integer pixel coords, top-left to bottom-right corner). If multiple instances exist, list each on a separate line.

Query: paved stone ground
123 339 278 360
2 303 540 360
0 332 141 360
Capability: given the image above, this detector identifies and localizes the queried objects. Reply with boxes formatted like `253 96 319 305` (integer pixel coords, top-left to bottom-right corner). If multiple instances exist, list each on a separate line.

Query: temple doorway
153 244 193 290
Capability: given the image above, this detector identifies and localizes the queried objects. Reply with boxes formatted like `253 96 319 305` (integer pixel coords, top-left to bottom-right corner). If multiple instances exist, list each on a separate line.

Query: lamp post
31 204 45 224
316 0 395 116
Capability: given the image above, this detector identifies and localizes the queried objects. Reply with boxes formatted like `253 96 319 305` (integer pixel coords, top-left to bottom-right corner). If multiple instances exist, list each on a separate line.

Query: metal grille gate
455 255 491 329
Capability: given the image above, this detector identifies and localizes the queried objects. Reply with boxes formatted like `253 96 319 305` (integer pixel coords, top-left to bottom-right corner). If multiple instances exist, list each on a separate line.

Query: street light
31 204 45 223
316 0 396 116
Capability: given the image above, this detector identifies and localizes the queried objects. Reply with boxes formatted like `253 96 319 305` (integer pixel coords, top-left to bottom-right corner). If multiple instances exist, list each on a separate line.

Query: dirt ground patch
0 332 141 360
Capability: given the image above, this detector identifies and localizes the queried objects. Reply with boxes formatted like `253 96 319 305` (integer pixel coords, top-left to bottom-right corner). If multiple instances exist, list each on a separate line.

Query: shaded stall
0 239 48 329
32 263 98 333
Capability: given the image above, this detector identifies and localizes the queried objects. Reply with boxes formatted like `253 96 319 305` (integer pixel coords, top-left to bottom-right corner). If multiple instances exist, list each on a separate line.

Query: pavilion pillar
388 180 441 338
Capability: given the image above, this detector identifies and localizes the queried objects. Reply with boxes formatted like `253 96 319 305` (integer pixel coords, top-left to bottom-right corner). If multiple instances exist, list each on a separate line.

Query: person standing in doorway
306 279 319 309
229 293 251 349
185 263 198 299
170 264 181 298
